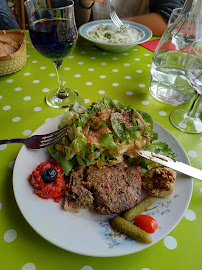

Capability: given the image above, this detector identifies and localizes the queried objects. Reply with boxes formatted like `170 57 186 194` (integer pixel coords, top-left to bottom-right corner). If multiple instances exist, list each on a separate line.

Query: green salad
48 97 176 175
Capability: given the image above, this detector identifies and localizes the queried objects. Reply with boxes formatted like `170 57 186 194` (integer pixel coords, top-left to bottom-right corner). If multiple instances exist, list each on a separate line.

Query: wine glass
170 40 202 133
24 0 78 108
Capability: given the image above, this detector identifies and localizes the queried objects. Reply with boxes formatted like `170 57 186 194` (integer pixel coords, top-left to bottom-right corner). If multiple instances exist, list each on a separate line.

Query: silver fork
0 124 68 149
108 0 123 29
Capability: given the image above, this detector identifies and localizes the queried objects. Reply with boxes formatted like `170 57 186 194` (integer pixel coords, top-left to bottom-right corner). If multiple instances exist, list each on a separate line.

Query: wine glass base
46 88 78 108
170 109 202 134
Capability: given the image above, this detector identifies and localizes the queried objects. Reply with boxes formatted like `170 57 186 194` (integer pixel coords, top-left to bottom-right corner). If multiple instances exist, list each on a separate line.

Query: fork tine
109 2 123 29
40 127 67 143
40 130 66 143
39 124 68 146
114 17 122 26
111 12 123 28
110 15 123 28
41 124 68 140
39 129 67 148
1 124 69 149
51 124 68 135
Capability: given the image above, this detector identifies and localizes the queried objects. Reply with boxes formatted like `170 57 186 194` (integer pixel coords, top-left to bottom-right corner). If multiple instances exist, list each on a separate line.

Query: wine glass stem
188 91 202 117
53 60 69 99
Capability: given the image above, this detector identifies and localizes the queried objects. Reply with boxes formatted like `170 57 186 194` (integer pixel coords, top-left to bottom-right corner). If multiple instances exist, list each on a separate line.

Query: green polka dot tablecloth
0 32 202 270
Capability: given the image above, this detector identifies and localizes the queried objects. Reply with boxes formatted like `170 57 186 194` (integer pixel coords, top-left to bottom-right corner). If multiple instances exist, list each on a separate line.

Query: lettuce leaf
58 111 77 129
101 96 113 108
111 117 124 138
70 127 87 152
99 133 118 150
111 117 140 143
114 101 131 111
69 101 86 114
87 96 115 117
137 110 153 129
150 142 177 158
48 145 73 175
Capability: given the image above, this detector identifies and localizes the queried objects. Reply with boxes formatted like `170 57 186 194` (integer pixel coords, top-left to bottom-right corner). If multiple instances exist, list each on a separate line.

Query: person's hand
81 0 107 9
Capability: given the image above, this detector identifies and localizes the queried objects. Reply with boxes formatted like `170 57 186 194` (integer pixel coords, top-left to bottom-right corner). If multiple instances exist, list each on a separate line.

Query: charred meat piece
86 165 142 215
64 164 142 215
64 166 94 213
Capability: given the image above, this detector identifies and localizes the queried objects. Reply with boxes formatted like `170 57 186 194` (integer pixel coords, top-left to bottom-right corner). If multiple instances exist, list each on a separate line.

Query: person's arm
150 0 185 25
74 0 107 27
0 0 20 30
74 0 92 27
126 0 185 37
125 13 167 37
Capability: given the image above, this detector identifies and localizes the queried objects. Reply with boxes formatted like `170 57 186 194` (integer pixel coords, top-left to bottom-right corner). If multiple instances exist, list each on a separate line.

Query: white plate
13 115 193 257
79 20 152 52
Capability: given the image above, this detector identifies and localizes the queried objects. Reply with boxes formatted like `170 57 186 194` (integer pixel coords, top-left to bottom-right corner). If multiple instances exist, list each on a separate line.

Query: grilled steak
64 164 142 215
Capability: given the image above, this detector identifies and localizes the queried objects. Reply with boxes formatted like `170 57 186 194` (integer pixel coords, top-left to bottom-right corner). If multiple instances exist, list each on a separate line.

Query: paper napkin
140 39 160 52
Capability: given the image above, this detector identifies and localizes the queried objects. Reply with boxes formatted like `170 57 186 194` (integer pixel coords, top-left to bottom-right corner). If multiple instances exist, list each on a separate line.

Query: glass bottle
149 0 202 106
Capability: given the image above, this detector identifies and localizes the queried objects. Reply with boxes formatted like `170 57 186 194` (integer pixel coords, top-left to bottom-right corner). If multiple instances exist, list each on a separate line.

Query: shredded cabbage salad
87 24 142 44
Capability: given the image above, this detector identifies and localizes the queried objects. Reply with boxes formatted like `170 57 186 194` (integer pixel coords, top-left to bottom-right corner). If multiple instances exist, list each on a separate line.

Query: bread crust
0 35 19 49
0 34 20 57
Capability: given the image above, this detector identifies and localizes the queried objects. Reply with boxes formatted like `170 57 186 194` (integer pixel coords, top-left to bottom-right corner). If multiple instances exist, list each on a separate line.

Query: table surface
0 32 202 270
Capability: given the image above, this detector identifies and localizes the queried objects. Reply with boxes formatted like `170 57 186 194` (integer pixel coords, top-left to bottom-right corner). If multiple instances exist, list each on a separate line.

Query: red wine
29 19 77 61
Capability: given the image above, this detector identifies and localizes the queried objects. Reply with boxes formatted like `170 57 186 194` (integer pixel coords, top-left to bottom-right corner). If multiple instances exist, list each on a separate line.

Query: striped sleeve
150 0 185 23
0 0 20 30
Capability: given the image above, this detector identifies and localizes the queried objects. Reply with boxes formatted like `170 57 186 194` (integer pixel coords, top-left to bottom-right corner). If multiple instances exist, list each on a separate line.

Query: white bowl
79 20 152 52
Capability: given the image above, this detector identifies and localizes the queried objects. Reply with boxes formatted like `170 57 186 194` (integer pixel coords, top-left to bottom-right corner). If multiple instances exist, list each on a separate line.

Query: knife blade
138 150 202 181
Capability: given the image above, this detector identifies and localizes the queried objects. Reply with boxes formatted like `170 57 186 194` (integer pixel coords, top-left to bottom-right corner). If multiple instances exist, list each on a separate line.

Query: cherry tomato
134 215 158 233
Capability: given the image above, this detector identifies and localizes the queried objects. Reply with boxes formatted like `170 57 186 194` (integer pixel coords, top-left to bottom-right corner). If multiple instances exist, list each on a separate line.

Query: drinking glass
170 40 202 133
167 8 182 27
149 0 202 106
24 0 78 108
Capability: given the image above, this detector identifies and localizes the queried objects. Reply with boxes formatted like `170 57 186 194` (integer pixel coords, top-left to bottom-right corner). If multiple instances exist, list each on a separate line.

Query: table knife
138 150 202 181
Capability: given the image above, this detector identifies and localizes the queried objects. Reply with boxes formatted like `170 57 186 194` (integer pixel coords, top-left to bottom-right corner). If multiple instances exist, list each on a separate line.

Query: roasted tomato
134 215 158 233
29 159 68 203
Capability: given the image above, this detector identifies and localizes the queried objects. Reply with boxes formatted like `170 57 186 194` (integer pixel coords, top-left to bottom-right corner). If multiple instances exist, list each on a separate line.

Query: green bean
123 196 155 221
111 216 152 244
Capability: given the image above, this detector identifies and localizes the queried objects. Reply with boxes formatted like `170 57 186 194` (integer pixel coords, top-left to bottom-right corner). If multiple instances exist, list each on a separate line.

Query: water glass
167 8 182 27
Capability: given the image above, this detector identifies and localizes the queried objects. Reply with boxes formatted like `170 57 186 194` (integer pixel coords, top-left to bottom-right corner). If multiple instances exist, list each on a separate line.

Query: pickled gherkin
111 216 152 244
123 196 155 221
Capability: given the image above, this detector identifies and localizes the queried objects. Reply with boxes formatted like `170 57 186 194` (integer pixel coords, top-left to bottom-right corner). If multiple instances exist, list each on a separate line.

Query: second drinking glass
170 40 202 133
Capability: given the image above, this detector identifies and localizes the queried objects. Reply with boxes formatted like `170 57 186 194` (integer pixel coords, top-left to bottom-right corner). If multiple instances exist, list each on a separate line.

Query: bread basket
0 30 27 76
